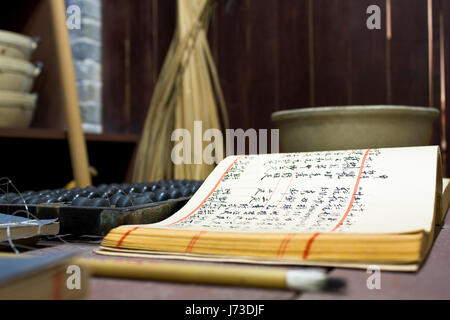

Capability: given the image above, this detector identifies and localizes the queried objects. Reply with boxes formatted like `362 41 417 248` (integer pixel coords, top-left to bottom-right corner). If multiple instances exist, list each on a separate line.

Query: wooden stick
48 0 91 188
76 257 335 292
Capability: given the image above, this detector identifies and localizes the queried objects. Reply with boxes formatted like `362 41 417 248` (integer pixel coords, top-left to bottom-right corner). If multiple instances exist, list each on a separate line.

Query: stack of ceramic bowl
0 30 40 128
67 0 103 133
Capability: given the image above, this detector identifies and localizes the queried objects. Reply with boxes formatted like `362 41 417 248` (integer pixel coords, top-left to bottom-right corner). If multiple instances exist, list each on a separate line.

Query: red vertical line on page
269 176 295 214
168 157 243 226
277 233 296 258
185 231 207 253
116 226 140 247
302 232 321 259
302 149 371 259
254 167 288 218
258 172 284 212
269 176 295 256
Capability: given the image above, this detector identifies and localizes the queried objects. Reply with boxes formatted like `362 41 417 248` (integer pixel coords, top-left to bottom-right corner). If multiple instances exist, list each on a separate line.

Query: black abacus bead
150 184 162 192
116 195 133 207
44 197 59 204
37 190 51 196
100 191 112 199
72 197 92 207
27 197 43 204
190 184 200 194
56 195 69 203
106 186 119 194
87 191 100 199
109 193 123 206
11 197 26 204
91 198 110 207
143 192 157 201
138 185 148 193
62 190 77 200
133 196 153 206
180 187 192 197
155 190 170 202
169 189 182 199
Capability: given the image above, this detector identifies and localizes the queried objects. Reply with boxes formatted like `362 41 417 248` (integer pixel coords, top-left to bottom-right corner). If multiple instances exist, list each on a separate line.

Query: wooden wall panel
102 0 128 133
102 0 175 134
390 0 429 107
442 0 450 173
209 1 253 131
313 0 351 107
276 0 311 111
128 0 156 134
348 0 387 105
102 0 449 169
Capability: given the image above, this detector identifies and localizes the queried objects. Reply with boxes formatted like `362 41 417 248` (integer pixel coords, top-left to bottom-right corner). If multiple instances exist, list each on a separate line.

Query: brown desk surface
21 212 450 300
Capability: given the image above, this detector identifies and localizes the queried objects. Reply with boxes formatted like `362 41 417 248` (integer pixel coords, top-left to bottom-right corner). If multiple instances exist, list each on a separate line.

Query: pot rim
271 105 440 122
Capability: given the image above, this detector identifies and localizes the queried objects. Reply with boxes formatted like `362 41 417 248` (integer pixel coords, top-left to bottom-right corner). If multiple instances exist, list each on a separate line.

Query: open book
98 146 450 271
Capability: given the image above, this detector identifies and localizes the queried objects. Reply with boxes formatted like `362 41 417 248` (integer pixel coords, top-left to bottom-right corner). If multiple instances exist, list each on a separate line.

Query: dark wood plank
128 0 156 134
211 1 253 130
102 0 128 133
127 0 176 134
0 128 65 140
276 0 310 111
390 0 428 107
246 0 280 130
443 0 450 174
0 128 139 143
313 0 351 107
155 0 176 74
348 0 387 105
430 0 443 159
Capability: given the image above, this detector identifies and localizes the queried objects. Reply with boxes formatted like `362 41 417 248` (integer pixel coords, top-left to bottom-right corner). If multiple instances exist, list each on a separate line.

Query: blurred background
0 0 447 190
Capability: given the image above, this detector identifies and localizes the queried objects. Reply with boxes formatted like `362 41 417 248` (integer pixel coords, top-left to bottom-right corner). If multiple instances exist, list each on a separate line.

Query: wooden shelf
0 127 140 143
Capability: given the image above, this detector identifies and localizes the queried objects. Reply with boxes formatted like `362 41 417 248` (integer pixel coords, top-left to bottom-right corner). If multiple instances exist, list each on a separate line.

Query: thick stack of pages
99 146 450 271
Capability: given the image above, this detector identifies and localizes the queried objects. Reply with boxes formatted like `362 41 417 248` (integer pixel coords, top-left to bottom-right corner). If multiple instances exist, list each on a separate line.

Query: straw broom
133 0 229 182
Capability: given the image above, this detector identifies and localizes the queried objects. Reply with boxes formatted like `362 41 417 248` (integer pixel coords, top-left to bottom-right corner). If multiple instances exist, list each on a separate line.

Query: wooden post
48 0 91 188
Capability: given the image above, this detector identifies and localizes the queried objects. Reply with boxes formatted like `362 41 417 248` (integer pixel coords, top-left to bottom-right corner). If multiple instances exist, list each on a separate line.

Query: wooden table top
22 212 450 300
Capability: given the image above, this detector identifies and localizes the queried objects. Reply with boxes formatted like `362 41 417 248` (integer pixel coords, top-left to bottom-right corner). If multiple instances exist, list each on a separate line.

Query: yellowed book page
95 247 418 272
141 146 439 234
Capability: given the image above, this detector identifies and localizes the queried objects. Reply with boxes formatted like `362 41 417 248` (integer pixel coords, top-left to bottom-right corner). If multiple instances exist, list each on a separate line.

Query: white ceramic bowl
0 91 37 127
0 30 38 60
0 57 41 93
